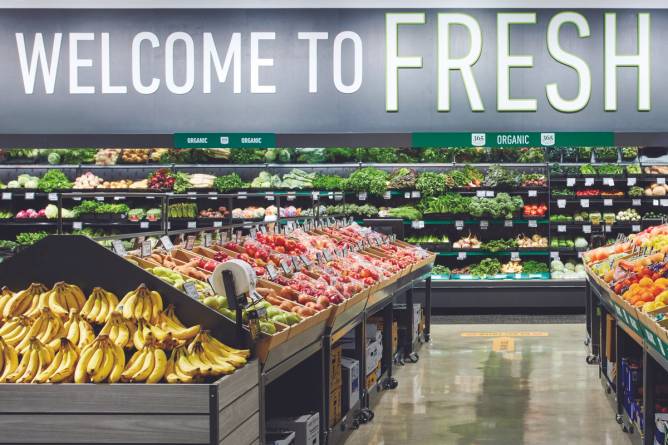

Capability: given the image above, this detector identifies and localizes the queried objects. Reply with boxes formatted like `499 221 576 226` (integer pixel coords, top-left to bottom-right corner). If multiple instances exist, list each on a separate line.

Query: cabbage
17 174 31 187
550 260 564 272
44 204 59 219
24 179 39 189
565 262 576 272
575 264 585 273
574 237 588 249
7 180 19 188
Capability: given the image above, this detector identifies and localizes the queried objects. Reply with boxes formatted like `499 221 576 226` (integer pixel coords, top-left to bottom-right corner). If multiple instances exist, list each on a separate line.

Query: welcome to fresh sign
0 9 661 133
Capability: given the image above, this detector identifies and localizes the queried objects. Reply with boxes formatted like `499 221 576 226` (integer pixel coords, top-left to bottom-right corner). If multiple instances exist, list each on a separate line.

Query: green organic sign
173 133 276 148
411 132 614 148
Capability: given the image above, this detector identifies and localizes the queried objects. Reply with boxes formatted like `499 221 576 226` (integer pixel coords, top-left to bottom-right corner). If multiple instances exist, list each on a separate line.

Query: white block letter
15 33 62 94
386 12 425 112
101 33 127 94
203 32 241 94
69 32 95 94
497 13 537 111
251 32 276 94
333 31 363 94
298 32 328 93
165 32 194 95
132 32 160 95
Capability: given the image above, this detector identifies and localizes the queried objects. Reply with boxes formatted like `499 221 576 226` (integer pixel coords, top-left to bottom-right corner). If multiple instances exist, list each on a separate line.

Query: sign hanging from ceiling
0 9 663 133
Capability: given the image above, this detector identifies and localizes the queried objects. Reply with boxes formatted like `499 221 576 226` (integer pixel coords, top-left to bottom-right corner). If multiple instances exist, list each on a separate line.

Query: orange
640 277 654 287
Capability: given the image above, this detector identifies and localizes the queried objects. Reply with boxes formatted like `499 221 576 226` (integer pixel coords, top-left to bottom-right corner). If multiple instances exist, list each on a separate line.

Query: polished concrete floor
345 323 632 445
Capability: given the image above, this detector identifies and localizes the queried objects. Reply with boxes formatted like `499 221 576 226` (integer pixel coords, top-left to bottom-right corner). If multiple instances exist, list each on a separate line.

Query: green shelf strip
404 219 549 225
437 250 549 257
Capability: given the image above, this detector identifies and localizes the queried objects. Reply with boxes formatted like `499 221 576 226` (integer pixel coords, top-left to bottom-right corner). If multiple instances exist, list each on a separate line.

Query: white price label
578 251 584 258
238 191 247 200
627 177 637 186
566 178 576 187
112 240 127 256
541 132 555 146
504 220 513 228
476 190 485 198
632 199 641 207
584 178 594 186
208 191 217 200
659 178 666 185
528 190 537 197
480 220 489 229
528 220 537 228
411 220 425 229
213 221 222 228
404 192 411 199
358 192 367 201
603 178 614 186
312 191 319 200
204 233 212 247
471 133 486 146
25 192 34 200
48 193 57 201
457 252 467 260
160 236 174 251
140 221 149 229
187 221 197 229
662 199 668 207
485 190 494 197
328 192 334 200
146 196 155 200
141 240 152 257
583 225 591 233
287 192 296 201
455 220 464 231
114 196 126 201
72 221 82 230
182 281 199 299
265 192 274 201
605 225 612 233
558 225 566 233
95 196 104 201
550 252 560 260
654 199 660 207
632 225 641 232
411 191 421 198
1 192 11 200
557 199 566 209
604 199 613 206
185 235 196 250
383 191 391 200
511 252 520 261
334 192 343 201
580 199 589 208
72 196 81 201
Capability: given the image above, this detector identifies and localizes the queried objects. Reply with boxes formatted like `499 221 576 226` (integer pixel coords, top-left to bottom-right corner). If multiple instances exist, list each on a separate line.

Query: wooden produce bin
0 236 261 444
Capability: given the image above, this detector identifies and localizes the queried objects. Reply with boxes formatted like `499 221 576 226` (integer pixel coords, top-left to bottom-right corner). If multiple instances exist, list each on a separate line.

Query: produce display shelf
437 250 549 257
400 219 549 225
325 399 362 445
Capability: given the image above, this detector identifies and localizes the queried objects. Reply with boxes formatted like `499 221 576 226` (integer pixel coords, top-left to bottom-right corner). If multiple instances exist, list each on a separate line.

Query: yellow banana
67 284 86 309
0 338 18 382
149 291 163 324
146 348 167 383
87 293 102 323
175 346 200 377
121 348 148 381
80 290 96 318
74 344 95 383
133 320 147 350
133 295 145 322
78 319 95 349
16 349 39 383
49 343 78 383
130 346 155 382
34 346 62 383
47 282 70 317
86 345 104 376
91 342 114 383
108 342 125 383
170 324 200 341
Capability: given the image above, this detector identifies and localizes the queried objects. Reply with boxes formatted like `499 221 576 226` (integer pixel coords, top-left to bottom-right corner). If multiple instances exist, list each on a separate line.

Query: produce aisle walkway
345 323 631 445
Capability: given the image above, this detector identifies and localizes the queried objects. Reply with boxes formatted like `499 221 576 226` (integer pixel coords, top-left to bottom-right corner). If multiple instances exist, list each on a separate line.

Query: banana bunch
0 337 19 382
45 282 86 318
156 304 200 341
174 332 250 380
5 337 53 383
0 283 47 320
118 284 163 324
34 338 79 383
81 287 119 325
63 309 95 350
15 307 64 354
121 335 167 383
190 331 249 369
165 345 196 383
0 315 32 347
74 335 125 383
99 311 135 349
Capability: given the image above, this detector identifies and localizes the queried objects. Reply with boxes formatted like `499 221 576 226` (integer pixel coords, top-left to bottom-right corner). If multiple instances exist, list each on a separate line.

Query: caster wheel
585 355 598 365
616 414 623 425
606 387 612 395
406 352 419 363
351 420 359 430
584 338 590 346
425 334 431 342
382 377 398 390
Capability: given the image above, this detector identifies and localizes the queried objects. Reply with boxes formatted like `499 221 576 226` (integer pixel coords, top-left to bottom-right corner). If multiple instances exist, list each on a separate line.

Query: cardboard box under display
0 236 260 444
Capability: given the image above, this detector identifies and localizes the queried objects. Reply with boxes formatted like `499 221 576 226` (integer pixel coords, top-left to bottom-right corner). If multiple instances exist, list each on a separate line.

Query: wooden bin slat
0 384 210 414
218 361 259 411
218 386 259 437
219 412 260 445
0 414 210 444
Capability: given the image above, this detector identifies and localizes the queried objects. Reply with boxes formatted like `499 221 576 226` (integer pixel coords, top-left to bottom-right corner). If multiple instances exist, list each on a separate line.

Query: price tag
411 220 425 229
114 195 125 201
48 193 57 201
249 227 257 239
266 263 278 279
662 199 668 207
327 192 334 200
627 177 637 186
312 191 319 201
160 235 174 251
207 191 218 201
528 220 537 228
334 192 343 201
300 254 312 267
146 196 155 200
265 192 274 201
187 221 196 229
603 178 614 186
659 178 666 185
358 192 367 201
584 177 594 186
578 251 584 258
632 199 641 207
204 232 212 247
632 225 641 232
383 191 391 200
112 240 127 256
357 241 364 250
404 192 411 199
323 248 333 262
185 235 195 250
73 221 82 230
605 225 612 233
580 199 589 208
286 191 296 201
566 178 576 187
238 191 247 200
485 190 494 197
528 190 537 197
72 196 81 201
603 199 613 207
141 239 152 257
183 281 199 299
411 191 421 198
221 231 229 243
0 192 10 201
504 220 513 228
558 225 566 233
291 255 303 268
315 252 324 264
25 192 34 200
557 199 566 209
140 221 149 229
550 252 560 260
476 190 485 198
455 220 464 231
457 252 467 260
654 199 660 207
480 220 489 230
583 225 591 234
511 252 520 261
95 196 104 201
280 260 293 275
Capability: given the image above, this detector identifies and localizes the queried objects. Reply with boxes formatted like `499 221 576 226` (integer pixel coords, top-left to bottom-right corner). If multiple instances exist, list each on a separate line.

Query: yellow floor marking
461 331 549 337
492 337 516 352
